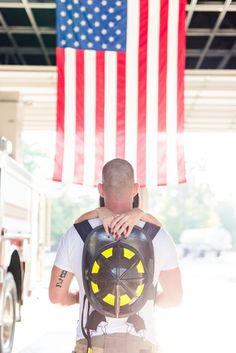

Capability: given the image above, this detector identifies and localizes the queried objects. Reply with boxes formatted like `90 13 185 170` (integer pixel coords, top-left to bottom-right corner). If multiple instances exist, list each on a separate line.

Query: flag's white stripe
125 0 139 180
166 0 179 185
83 50 96 185
146 0 160 188
104 51 117 163
62 48 76 182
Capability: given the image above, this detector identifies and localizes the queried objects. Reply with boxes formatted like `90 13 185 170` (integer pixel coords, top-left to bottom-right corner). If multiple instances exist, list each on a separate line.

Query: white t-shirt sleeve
54 227 75 273
155 228 179 271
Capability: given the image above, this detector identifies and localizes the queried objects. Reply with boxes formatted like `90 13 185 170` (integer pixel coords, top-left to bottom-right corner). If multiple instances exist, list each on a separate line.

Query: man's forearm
75 208 162 228
64 291 79 305
156 268 183 308
140 212 162 227
54 291 79 306
156 291 182 308
75 209 98 223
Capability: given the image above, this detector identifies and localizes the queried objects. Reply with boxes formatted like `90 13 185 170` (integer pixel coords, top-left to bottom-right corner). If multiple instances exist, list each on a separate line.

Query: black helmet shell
82 225 154 318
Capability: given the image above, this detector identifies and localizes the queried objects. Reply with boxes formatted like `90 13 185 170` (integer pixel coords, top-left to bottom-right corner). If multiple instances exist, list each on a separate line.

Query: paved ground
12 252 236 353
158 252 236 353
12 252 79 353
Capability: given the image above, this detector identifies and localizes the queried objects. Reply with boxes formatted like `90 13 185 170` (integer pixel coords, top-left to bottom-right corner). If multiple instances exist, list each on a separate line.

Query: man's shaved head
102 159 135 194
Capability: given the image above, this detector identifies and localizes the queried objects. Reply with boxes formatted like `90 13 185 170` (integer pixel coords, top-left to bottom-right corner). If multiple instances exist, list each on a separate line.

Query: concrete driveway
12 251 236 353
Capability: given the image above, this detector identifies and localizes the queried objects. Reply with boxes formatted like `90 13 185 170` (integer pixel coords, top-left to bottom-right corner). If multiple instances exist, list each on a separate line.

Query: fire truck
0 140 49 353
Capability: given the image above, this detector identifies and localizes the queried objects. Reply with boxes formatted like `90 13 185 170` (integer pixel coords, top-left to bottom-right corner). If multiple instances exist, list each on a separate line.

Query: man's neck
105 200 133 214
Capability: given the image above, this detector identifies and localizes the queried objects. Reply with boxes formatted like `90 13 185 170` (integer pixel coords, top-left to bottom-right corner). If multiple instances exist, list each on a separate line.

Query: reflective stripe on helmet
91 281 99 293
123 248 135 259
101 247 113 258
136 260 145 273
120 294 132 306
103 293 115 306
136 283 145 296
92 261 100 273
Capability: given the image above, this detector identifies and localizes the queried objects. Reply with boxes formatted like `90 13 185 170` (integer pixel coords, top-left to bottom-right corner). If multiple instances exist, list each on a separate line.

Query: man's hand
96 207 115 235
97 207 144 239
75 207 161 240
109 208 144 239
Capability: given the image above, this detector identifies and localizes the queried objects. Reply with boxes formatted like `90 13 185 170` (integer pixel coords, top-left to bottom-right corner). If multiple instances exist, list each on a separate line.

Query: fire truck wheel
0 272 17 353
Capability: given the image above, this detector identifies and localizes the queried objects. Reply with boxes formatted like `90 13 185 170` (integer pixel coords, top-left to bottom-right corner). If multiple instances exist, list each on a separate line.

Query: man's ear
98 183 104 197
133 183 139 197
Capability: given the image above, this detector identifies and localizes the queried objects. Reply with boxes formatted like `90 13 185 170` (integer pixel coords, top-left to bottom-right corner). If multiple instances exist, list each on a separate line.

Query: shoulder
73 218 102 242
137 221 174 247
143 221 161 240
153 227 176 248
137 220 161 240
58 226 80 248
157 227 175 241
63 225 78 239
154 228 179 270
54 226 81 272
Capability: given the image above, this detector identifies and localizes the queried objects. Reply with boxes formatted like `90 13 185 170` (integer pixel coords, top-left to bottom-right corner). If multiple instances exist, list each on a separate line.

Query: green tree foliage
149 181 221 243
50 187 98 249
22 141 49 174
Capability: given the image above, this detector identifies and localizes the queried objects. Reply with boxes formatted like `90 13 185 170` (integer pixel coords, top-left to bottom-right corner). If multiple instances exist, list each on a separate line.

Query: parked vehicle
179 228 232 258
0 146 49 353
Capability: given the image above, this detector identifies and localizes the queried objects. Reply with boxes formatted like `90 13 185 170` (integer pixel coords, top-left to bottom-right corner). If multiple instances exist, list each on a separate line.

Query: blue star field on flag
57 0 127 51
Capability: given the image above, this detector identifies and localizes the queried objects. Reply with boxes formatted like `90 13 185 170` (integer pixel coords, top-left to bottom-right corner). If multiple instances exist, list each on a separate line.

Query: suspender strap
81 295 88 341
81 295 92 353
126 314 146 332
74 221 93 242
86 300 92 353
143 223 160 240
86 310 106 331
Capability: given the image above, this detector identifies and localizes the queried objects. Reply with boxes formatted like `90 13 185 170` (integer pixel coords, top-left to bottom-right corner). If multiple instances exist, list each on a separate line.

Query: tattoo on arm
56 270 68 288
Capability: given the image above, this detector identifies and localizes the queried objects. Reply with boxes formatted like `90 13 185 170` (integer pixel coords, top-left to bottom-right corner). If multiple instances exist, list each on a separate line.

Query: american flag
53 0 186 187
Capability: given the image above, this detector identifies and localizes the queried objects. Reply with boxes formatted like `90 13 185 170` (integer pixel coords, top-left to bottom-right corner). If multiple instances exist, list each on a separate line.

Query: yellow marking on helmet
136 283 145 296
103 293 115 306
120 294 132 306
123 248 135 259
88 348 92 353
101 247 113 258
91 281 99 293
136 260 145 273
91 261 100 274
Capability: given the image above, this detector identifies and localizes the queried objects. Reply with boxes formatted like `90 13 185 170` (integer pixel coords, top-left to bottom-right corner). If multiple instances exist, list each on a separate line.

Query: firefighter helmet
82 225 154 318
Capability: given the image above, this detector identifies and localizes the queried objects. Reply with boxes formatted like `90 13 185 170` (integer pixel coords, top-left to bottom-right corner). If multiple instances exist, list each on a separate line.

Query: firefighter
49 158 182 353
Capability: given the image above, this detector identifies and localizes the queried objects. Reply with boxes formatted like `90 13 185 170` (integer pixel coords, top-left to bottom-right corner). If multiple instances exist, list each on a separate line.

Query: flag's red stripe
95 51 105 185
157 0 168 186
177 0 186 183
53 47 65 182
116 52 126 159
74 50 85 184
137 0 148 187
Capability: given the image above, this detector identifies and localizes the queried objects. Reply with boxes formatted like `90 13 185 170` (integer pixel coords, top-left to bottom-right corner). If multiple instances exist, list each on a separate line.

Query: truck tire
0 272 17 353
